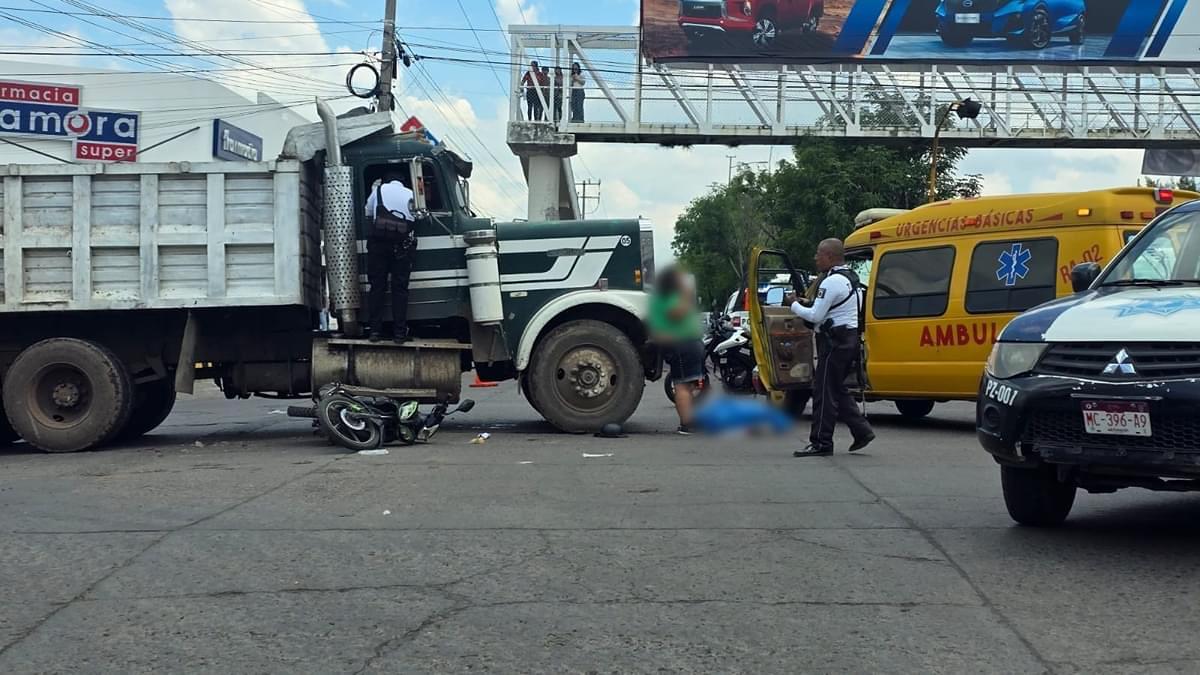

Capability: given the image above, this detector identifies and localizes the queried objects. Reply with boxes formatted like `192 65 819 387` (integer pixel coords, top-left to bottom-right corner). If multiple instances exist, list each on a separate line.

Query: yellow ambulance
748 187 1199 418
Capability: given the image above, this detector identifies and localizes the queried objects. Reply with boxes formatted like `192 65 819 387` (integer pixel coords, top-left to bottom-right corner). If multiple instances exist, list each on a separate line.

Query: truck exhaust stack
316 98 362 333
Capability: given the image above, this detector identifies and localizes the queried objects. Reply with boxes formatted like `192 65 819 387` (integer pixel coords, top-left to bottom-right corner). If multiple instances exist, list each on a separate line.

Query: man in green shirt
649 267 704 434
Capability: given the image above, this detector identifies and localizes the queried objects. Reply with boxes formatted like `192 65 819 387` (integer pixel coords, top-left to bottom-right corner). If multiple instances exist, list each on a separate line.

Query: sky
0 0 1152 259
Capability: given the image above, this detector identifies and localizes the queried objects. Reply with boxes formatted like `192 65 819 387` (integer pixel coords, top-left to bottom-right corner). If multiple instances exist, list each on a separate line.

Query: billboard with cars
642 0 1191 65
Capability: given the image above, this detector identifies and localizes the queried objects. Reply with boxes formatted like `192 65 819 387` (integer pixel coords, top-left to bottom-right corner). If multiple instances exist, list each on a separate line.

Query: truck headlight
985 342 1048 380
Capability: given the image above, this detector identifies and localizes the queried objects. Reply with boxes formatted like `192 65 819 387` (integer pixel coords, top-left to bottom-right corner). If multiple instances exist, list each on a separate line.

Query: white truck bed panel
0 160 321 312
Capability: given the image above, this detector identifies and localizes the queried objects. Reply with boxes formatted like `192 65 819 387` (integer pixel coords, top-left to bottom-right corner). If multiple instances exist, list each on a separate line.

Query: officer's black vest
825 267 864 331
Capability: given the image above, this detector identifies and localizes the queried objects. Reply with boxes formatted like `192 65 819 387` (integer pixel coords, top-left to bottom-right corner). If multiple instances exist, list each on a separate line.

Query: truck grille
1035 343 1200 380
1025 410 1200 453
681 2 723 19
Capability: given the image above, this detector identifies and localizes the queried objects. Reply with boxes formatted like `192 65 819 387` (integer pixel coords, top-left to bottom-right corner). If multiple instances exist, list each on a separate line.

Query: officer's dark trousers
810 329 873 451
367 238 413 335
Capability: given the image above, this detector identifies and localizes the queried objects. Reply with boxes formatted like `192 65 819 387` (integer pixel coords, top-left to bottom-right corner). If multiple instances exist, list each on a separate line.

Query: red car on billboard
678 0 825 48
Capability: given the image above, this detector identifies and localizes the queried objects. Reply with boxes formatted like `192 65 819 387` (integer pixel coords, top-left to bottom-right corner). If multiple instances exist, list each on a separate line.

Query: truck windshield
1102 209 1200 285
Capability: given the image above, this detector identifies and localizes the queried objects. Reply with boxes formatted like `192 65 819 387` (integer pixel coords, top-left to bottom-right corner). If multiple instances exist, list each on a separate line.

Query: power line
455 0 508 96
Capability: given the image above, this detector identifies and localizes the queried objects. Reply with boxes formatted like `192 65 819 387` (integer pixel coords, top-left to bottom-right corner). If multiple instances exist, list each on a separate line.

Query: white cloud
495 0 541 29
164 0 350 103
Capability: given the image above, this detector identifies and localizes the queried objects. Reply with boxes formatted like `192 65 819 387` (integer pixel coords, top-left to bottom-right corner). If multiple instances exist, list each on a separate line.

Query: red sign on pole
400 116 424 133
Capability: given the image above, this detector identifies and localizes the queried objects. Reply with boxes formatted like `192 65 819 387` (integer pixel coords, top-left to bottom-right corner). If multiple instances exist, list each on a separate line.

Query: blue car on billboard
936 0 1086 50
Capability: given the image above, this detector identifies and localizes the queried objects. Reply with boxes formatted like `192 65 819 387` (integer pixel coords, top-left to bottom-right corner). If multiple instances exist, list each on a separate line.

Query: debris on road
582 453 614 458
518 461 534 465
193 440 205 448
382 510 392 516
470 432 492 445
357 449 389 456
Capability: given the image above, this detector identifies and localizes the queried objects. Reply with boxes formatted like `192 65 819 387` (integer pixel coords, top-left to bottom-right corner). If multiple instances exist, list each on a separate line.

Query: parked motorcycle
664 313 756 402
300 383 475 452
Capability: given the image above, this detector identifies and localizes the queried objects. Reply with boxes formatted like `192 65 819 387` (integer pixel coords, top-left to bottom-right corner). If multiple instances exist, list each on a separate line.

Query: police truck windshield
1101 210 1200 285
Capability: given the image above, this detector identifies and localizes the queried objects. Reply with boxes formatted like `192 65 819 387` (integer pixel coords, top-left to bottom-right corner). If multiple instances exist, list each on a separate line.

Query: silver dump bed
0 160 322 313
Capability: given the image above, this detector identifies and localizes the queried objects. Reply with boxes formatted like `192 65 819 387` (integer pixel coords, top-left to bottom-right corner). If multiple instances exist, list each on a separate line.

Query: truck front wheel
2 338 134 453
528 320 644 433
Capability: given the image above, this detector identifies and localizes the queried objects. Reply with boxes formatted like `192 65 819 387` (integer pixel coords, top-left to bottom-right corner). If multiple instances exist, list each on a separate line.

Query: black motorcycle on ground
292 384 475 452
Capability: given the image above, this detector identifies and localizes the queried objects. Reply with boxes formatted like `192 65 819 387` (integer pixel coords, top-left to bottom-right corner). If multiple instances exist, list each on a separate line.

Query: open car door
747 248 815 399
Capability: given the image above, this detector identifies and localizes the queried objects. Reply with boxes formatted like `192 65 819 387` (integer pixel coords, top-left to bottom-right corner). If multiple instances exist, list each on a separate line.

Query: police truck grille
1024 410 1200 454
1035 343 1200 380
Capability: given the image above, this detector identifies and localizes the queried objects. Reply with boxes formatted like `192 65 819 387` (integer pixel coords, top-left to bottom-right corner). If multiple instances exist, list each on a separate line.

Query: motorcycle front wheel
317 394 384 452
663 369 712 403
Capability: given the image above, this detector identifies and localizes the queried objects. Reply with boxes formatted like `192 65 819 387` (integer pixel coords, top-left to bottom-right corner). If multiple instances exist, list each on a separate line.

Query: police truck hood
1001 287 1200 343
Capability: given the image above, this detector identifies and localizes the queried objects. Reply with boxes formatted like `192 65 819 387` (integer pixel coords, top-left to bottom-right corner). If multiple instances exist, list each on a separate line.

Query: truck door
747 247 814 394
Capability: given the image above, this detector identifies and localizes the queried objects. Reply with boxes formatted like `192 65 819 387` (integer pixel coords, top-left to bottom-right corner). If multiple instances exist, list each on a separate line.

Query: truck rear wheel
1001 465 1076 527
528 320 644 433
0 408 18 446
116 379 177 442
2 338 134 453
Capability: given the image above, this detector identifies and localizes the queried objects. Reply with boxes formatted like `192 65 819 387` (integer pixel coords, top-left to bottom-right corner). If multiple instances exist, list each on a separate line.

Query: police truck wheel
2 338 134 453
895 400 935 419
115 379 177 442
1001 465 1076 527
528 320 644 433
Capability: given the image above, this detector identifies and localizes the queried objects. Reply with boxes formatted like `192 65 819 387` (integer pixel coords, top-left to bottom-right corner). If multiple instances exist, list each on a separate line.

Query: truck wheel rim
29 364 92 429
555 347 617 411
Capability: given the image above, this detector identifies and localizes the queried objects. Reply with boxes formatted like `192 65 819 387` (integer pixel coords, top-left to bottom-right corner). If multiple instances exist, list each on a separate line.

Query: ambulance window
872 247 955 319
966 239 1058 314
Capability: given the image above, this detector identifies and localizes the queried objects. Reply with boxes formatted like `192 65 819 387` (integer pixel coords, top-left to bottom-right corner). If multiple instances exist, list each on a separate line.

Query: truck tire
528 320 644 433
895 400 935 419
0 408 18 446
3 338 134 453
115 379 177 442
1001 465 1076 527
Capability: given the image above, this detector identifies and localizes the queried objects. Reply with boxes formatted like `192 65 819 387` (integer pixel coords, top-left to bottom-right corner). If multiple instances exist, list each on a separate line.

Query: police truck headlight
985 343 1048 380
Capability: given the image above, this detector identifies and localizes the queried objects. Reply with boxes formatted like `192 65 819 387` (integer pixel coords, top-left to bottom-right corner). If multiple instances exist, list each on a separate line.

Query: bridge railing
508 26 1200 148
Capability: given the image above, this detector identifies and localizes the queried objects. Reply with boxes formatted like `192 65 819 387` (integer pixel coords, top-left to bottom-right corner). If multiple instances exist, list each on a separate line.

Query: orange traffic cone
469 372 499 388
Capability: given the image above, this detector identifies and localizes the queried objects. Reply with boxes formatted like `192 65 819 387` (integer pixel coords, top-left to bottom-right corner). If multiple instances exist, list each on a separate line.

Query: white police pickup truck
978 198 1200 526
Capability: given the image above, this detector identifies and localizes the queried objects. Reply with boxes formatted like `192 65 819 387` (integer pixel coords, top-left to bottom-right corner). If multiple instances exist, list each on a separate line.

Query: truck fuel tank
311 337 465 403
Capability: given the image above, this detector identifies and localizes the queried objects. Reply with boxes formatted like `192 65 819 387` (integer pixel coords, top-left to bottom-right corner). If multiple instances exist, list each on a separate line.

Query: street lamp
927 98 982 203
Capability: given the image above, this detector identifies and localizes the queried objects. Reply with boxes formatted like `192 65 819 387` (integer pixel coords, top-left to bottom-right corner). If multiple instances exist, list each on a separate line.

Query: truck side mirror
1071 262 1101 293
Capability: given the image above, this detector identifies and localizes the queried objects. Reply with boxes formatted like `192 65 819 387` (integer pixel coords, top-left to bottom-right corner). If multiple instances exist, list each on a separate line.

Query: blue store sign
212 119 263 162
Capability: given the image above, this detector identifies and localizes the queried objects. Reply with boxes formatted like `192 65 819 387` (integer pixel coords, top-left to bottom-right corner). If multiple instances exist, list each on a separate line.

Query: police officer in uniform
364 172 417 343
786 238 875 457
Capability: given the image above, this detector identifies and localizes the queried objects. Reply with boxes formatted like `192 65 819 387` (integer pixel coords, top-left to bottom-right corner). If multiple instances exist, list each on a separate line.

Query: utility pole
377 0 398 113
727 154 736 185
576 179 601 220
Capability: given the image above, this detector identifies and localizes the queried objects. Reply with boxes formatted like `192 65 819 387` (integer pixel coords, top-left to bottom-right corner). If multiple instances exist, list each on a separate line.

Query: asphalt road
3 380 1200 673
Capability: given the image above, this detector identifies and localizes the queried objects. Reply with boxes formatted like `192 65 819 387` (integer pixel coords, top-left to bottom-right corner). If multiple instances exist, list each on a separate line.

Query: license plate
1081 401 1152 437
955 13 981 24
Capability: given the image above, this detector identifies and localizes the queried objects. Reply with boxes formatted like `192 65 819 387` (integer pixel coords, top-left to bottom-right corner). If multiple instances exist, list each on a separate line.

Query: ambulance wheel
895 400 935 419
783 390 810 418
1001 465 1075 527
2 338 134 453
528 320 644 433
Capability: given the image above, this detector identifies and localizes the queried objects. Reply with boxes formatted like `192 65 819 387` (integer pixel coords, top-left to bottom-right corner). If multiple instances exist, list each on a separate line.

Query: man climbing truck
0 105 658 453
